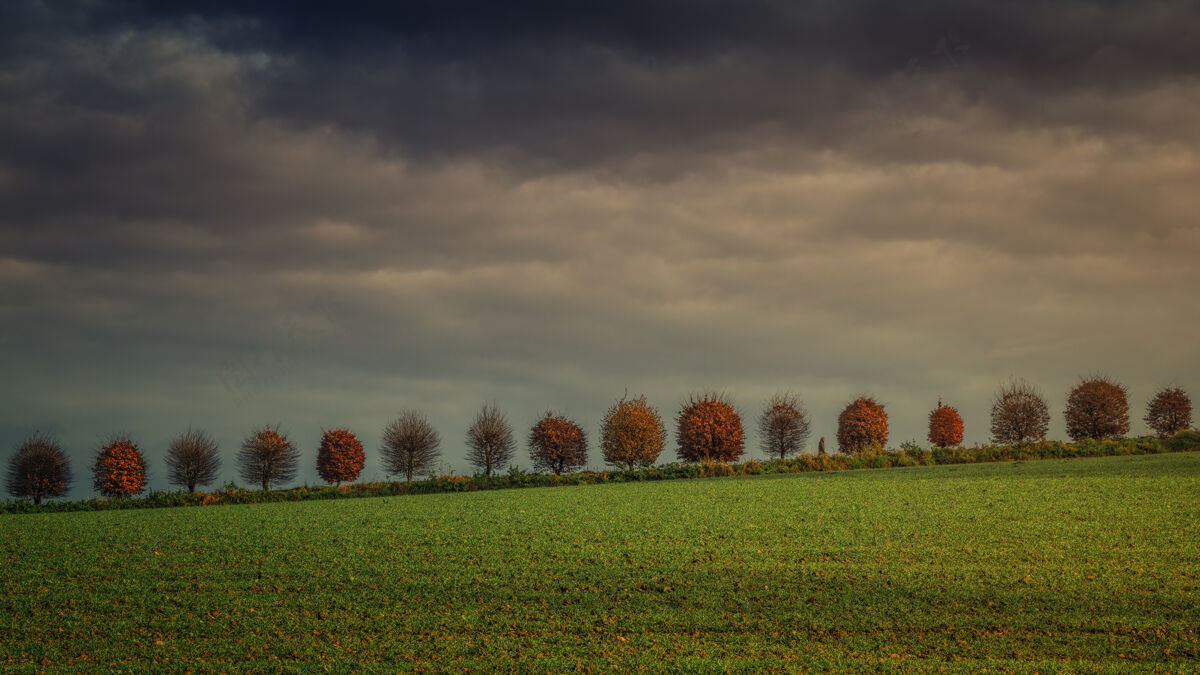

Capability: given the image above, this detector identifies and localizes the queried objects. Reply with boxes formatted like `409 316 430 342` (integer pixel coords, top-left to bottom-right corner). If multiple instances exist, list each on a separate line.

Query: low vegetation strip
3 432 1198 515
1 452 1197 671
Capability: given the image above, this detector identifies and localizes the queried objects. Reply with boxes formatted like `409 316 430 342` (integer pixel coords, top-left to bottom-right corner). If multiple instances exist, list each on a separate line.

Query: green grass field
3 452 1198 672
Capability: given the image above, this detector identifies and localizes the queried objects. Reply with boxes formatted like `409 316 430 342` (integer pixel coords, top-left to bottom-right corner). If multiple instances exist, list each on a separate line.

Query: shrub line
3 432 1198 515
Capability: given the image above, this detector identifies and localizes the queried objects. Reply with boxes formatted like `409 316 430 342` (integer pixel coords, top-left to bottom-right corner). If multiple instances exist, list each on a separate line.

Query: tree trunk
33 494 42 506
262 477 269 491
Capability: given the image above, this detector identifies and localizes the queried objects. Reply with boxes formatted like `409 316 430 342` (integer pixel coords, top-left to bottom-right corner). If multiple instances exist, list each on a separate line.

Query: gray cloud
1 1 1198 496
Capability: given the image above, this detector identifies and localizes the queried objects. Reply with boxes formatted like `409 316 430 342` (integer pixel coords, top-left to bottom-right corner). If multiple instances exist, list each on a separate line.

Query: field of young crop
3 452 1198 672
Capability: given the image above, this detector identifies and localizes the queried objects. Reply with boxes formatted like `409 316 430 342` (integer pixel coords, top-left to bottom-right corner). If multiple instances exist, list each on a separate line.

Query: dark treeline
3 377 1195 507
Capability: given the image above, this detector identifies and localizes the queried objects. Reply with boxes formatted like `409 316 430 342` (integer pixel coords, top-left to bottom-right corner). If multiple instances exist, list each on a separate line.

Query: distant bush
316 428 365 486
601 394 666 470
927 399 964 448
6 433 72 505
676 393 744 463
165 428 221 493
1145 387 1192 439
466 403 517 477
382 412 442 483
1165 429 1200 452
837 397 888 454
1065 374 1130 441
991 379 1050 444
758 393 811 460
93 435 147 499
238 426 299 491
529 413 588 475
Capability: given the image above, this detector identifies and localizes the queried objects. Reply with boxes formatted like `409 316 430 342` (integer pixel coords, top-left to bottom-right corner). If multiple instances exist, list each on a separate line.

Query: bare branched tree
466 403 516 476
6 433 72 505
758 393 811 460
990 379 1051 444
165 428 221 493
382 411 442 482
237 425 298 491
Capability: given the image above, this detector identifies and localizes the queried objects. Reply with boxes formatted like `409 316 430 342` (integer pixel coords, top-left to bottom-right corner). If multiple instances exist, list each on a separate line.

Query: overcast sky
2 1 1198 496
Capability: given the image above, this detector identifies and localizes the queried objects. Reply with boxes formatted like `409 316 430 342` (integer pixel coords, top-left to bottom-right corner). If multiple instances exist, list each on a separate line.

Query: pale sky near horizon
2 1 1198 496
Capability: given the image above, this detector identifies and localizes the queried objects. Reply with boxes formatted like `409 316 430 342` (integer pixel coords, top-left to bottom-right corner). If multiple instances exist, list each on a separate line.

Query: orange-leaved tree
1065 374 1129 441
6 433 72 505
836 397 888 454
529 413 588 475
600 394 665 470
238 425 299 491
990 379 1050 444
758 393 811 460
676 393 744 463
317 428 365 486
1144 386 1192 439
927 398 964 448
93 435 147 498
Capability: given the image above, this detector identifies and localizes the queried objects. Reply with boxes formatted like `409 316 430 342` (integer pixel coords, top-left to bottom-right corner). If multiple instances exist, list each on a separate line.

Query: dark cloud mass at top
1 0 1198 495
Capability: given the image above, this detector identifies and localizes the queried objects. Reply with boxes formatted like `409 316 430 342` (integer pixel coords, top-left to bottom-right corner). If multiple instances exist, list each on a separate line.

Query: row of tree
5 379 1192 504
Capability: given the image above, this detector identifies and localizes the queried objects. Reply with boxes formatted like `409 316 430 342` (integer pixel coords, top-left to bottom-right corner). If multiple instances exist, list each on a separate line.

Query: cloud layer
2 1 1198 494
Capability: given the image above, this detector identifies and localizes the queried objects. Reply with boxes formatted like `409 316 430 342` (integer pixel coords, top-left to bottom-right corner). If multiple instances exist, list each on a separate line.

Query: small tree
529 413 588 475
316 428 365 486
990 379 1050 444
93 435 147 499
601 394 666 470
466 403 516 476
1065 374 1130 441
238 425 299 491
836 397 888 454
165 428 221 493
676 393 744 463
1144 386 1192 439
6 433 72 505
382 411 441 482
758 393 811 460
927 398 964 448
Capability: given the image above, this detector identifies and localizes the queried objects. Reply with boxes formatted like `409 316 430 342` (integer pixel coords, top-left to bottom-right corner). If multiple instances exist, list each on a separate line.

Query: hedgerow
5 433 1198 515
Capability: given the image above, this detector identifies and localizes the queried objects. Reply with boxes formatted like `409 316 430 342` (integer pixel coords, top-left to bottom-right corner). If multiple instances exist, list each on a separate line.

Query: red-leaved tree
317 428 365 486
93 436 147 498
837 397 888 454
529 413 588 475
676 393 744 463
927 399 964 448
601 394 666 470
1065 374 1130 441
1145 386 1192 438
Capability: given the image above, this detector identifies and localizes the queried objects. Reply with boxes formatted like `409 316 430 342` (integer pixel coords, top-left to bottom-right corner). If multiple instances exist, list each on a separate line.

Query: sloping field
2 452 1198 672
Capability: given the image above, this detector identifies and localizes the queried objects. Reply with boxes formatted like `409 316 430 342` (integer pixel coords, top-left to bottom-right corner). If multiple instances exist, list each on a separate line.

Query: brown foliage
601 394 666 470
93 435 147 498
382 411 441 482
237 425 299 491
1065 374 1130 441
529 413 588 475
836 397 888 454
6 433 72 505
990 379 1051 444
758 393 811 460
466 403 517 476
165 428 220 492
316 428 365 486
676 393 744 463
1145 386 1192 438
927 399 964 448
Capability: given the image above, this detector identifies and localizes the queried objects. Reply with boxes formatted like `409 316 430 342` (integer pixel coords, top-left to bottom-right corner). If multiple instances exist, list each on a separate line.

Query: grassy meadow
2 452 1198 672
